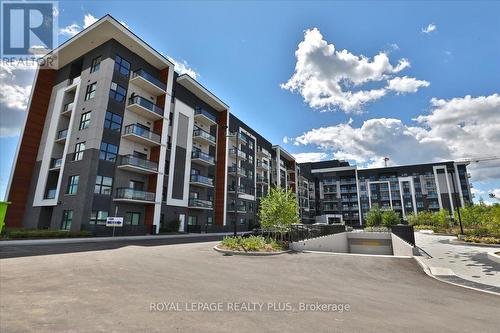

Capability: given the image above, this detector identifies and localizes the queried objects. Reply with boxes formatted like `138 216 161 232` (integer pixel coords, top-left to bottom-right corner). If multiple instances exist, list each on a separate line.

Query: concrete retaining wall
391 233 416 257
290 232 348 253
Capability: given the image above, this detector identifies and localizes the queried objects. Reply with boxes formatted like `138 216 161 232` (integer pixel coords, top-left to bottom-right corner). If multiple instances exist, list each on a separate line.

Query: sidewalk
414 232 500 290
0 232 240 246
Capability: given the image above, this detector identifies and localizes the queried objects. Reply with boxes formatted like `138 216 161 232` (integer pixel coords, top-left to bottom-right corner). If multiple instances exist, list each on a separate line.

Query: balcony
340 179 356 185
229 148 246 160
188 198 213 210
190 174 214 188
228 166 246 177
256 146 271 158
256 161 269 170
61 102 74 116
114 188 155 203
55 129 68 143
228 132 247 144
193 128 216 146
130 69 166 95
323 179 336 186
122 124 161 147
228 184 246 193
194 107 217 126
126 96 164 120
118 155 158 174
191 150 215 166
256 175 269 184
49 158 62 170
227 204 247 213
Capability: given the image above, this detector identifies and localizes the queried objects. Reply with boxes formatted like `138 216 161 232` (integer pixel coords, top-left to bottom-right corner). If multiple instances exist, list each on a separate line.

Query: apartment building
5 15 473 234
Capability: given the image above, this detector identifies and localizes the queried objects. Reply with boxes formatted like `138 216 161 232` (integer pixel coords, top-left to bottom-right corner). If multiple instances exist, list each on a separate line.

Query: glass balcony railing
191 150 215 164
229 132 247 143
256 161 269 169
194 107 217 122
189 198 213 209
119 155 158 171
123 124 161 143
193 128 216 144
45 189 56 199
256 146 271 157
190 174 214 186
50 158 62 169
229 148 246 159
228 166 245 176
227 204 247 213
131 69 167 91
115 188 155 202
128 96 164 117
228 184 245 192
256 175 268 183
56 129 68 140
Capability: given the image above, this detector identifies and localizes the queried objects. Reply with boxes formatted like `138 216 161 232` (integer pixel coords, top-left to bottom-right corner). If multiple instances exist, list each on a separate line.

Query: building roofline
176 74 229 111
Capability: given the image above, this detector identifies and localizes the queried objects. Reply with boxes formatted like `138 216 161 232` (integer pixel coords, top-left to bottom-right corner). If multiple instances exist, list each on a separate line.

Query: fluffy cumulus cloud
492 188 500 199
293 94 500 182
387 76 430 94
167 56 198 79
60 14 98 37
280 28 428 113
292 152 328 163
422 23 437 34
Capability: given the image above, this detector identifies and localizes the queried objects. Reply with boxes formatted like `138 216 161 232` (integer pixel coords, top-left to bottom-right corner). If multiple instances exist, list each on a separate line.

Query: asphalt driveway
1 241 499 332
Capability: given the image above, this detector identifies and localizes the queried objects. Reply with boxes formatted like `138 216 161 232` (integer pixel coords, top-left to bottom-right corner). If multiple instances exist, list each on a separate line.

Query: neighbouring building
4 15 473 234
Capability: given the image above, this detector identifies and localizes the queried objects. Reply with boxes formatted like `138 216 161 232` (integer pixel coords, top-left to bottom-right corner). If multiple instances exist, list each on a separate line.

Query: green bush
5 229 93 239
365 207 383 227
220 236 286 252
259 187 300 232
382 210 400 227
462 236 500 245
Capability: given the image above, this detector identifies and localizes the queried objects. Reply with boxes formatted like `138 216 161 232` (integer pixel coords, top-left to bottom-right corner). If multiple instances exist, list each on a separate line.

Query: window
188 216 197 225
207 217 213 225
73 142 85 161
66 175 79 194
248 140 254 150
90 56 101 73
94 175 113 195
109 82 127 102
99 142 118 162
90 210 108 225
79 111 91 130
129 180 144 191
114 55 131 76
104 111 122 131
61 210 73 230
125 212 141 225
85 82 97 100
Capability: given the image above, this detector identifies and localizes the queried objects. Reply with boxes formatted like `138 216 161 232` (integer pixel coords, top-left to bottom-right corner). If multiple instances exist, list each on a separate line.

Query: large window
73 142 85 161
109 82 127 102
94 175 113 195
125 212 141 225
99 142 118 162
188 216 197 225
114 55 131 76
104 111 122 131
67 175 79 194
84 82 97 100
61 210 73 230
90 210 108 225
90 56 101 73
79 111 91 130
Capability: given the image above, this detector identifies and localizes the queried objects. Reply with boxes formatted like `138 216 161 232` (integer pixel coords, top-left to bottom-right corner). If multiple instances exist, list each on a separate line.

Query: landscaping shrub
382 210 400 227
462 236 500 245
5 229 93 239
365 207 383 227
220 236 286 252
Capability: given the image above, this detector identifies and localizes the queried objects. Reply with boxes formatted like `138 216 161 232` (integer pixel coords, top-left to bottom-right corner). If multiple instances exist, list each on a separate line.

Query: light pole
449 169 464 235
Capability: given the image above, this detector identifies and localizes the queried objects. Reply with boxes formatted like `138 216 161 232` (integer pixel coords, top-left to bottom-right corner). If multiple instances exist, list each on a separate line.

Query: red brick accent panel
5 69 56 228
214 110 228 225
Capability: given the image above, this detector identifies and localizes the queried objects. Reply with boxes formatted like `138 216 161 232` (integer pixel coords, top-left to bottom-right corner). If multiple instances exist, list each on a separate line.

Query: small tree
258 187 300 232
365 207 383 227
382 210 400 227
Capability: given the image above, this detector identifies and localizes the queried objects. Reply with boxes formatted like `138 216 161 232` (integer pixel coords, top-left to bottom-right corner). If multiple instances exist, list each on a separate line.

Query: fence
290 224 346 242
390 225 415 246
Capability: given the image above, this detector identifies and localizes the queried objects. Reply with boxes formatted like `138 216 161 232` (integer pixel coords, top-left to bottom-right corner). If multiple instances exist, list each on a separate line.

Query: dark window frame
104 111 123 132
67 175 79 194
90 56 101 73
94 175 113 195
99 142 118 162
79 111 91 130
84 82 97 100
73 142 85 161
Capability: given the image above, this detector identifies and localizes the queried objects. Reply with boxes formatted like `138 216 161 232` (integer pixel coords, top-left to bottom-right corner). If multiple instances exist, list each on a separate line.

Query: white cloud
282 136 289 144
280 28 427 113
292 152 328 163
293 94 500 182
0 84 31 110
491 188 500 198
422 23 437 34
59 13 98 37
387 76 430 94
167 56 198 79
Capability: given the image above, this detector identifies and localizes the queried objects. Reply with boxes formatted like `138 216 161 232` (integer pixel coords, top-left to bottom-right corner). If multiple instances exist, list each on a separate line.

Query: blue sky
1 0 499 202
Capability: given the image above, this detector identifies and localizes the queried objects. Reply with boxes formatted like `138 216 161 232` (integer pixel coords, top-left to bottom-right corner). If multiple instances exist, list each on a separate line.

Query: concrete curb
300 250 413 259
213 244 291 256
449 239 500 248
414 256 500 296
0 233 238 246
487 252 500 264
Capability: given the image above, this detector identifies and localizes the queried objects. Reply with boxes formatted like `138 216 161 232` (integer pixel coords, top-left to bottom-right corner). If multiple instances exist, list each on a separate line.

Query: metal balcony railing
119 155 158 171
115 188 155 202
191 150 215 164
131 69 167 91
128 96 164 117
123 124 161 143
193 128 216 144
188 198 213 209
190 174 214 186
194 107 217 122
